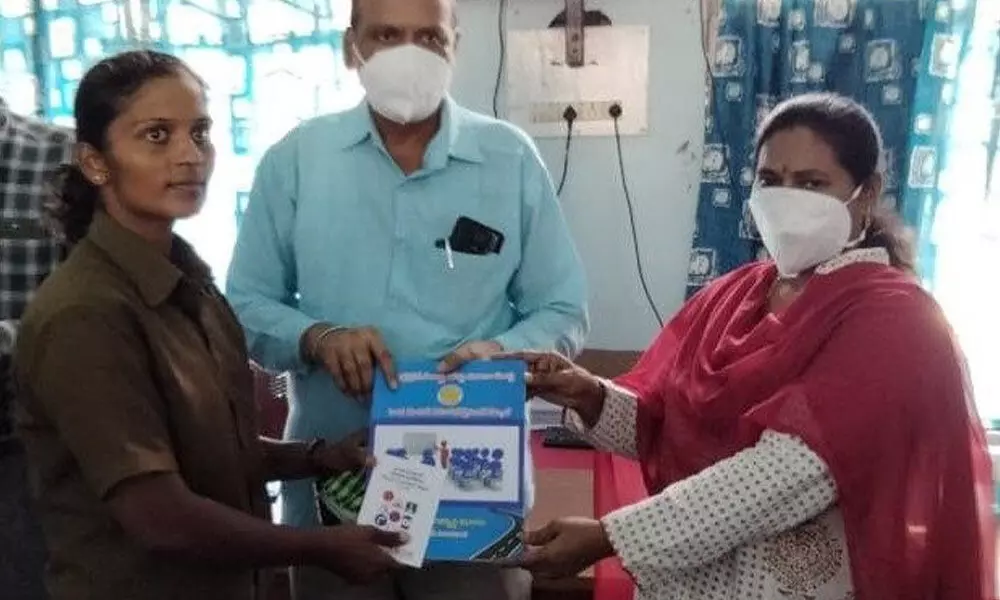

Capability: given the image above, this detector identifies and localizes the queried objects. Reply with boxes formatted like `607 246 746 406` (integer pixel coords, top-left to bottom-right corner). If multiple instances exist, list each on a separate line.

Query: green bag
315 469 368 525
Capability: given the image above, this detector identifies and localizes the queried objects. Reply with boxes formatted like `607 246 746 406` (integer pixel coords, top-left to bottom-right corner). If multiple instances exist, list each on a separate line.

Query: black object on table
541 426 593 450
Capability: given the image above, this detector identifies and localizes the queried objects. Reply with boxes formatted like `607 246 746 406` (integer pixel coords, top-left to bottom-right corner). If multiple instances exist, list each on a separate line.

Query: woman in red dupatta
512 94 995 600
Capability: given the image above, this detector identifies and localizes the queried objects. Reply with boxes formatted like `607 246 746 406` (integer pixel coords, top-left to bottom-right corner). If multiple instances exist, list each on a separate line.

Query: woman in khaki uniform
14 50 404 600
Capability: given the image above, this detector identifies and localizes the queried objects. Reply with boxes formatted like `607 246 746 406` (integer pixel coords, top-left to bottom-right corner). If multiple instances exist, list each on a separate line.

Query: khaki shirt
15 212 268 600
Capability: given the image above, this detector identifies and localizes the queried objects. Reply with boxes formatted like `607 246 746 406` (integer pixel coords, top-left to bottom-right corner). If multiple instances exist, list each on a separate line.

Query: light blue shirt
226 98 588 527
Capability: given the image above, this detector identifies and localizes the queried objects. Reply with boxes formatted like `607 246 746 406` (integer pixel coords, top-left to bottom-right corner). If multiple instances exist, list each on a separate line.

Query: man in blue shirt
226 0 588 598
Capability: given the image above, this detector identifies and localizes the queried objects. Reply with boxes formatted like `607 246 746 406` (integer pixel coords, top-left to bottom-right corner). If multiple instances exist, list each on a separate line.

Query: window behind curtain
930 0 1000 419
0 0 364 288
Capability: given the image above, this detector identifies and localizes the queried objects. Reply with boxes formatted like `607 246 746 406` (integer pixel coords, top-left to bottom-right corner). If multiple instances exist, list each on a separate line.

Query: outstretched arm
601 431 836 590
563 380 640 459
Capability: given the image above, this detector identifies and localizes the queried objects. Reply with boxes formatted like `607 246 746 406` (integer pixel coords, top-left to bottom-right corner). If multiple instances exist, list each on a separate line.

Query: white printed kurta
564 249 892 600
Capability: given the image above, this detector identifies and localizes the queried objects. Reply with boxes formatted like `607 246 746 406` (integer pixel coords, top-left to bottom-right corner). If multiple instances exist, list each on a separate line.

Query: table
528 432 596 600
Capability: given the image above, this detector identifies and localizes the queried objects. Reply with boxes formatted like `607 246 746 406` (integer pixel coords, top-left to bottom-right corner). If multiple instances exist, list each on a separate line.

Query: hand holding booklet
356 454 446 567
335 359 528 568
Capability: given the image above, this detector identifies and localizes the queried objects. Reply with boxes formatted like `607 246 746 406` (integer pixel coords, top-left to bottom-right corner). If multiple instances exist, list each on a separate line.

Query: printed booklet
346 359 527 564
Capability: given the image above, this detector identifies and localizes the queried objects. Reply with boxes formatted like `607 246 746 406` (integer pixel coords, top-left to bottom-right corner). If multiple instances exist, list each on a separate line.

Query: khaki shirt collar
86 211 212 307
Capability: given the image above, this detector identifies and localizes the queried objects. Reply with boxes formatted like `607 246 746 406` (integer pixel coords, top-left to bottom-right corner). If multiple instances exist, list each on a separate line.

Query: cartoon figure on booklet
385 445 505 490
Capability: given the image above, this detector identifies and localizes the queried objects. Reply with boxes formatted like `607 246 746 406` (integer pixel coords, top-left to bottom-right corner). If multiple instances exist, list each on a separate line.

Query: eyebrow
792 168 831 179
130 116 212 127
756 166 830 179
365 22 448 34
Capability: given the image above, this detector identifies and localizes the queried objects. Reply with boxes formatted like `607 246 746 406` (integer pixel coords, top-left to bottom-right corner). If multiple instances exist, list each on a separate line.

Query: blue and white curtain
688 0 930 296
690 0 1000 416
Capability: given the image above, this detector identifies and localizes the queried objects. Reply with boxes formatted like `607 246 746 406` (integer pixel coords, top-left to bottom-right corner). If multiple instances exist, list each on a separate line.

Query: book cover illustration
355 454 446 567
369 359 527 562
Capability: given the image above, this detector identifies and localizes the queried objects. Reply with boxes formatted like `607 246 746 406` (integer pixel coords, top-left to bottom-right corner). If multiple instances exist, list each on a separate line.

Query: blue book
369 359 527 562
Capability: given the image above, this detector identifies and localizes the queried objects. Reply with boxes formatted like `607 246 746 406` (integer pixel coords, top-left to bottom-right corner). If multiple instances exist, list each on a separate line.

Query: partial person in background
225 0 588 598
505 94 994 600
15 50 404 600
0 93 74 600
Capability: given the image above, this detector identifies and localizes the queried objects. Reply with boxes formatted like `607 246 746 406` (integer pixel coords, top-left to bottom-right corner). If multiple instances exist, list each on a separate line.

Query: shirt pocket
401 244 512 334
0 218 60 305
0 216 50 241
151 312 247 493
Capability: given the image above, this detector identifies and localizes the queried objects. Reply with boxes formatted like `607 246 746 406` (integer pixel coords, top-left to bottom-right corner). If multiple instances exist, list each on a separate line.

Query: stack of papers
528 398 564 430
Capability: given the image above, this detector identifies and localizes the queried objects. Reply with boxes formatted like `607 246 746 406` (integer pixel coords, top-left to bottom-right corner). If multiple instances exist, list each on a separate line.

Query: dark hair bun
46 164 98 245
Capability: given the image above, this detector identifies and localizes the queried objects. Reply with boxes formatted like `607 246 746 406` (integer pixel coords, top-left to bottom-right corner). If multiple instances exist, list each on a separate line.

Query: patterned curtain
0 0 363 285
687 0 930 296
688 0 1000 416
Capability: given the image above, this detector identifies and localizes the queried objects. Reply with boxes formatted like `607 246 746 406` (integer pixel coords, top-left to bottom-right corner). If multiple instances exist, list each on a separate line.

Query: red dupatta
617 259 994 600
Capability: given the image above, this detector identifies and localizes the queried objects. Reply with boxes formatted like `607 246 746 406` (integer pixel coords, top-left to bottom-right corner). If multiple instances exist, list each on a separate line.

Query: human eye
756 174 779 187
420 31 445 48
191 124 212 146
373 27 399 44
144 126 169 144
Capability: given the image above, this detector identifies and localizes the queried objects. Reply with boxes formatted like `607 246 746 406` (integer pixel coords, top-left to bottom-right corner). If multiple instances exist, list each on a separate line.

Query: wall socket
507 26 648 137
530 101 621 124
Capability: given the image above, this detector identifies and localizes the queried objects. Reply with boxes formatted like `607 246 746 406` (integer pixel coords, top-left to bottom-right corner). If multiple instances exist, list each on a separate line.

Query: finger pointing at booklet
304 324 398 399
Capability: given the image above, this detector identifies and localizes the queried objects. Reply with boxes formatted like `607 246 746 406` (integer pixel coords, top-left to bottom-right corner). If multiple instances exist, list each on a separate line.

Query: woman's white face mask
748 185 866 278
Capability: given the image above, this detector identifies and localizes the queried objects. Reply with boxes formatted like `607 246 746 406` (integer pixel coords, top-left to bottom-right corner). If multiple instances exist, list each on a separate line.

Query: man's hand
312 525 407 584
517 517 615 580
312 430 374 476
437 340 504 373
307 326 397 399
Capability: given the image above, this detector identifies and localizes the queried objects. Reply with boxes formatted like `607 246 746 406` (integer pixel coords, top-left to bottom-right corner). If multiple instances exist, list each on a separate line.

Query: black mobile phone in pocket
447 216 504 255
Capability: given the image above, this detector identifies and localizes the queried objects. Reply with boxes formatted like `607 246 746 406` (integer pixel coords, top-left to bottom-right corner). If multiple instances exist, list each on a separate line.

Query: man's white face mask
748 184 867 278
354 43 453 125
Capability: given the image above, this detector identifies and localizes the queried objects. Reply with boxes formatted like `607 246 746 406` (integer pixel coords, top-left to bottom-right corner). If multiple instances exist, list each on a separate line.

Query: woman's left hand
518 517 616 579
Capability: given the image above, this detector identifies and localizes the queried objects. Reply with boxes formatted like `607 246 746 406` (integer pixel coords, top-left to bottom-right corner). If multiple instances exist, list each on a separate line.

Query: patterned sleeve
601 430 837 591
562 379 639 459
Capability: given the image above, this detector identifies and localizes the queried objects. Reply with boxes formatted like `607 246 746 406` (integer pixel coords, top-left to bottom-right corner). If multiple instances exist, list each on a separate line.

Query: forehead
115 73 207 124
356 0 453 28
757 126 841 173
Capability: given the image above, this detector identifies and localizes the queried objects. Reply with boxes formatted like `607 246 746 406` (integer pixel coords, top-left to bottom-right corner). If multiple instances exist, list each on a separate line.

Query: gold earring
92 173 108 186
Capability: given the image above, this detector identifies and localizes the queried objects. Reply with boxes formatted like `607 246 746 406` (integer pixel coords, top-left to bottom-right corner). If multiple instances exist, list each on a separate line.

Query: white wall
452 0 707 350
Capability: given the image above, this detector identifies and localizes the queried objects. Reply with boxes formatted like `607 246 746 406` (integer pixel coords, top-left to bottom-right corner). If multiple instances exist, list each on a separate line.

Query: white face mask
355 44 453 125
748 185 866 278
